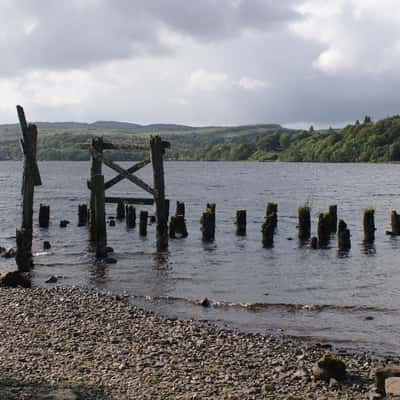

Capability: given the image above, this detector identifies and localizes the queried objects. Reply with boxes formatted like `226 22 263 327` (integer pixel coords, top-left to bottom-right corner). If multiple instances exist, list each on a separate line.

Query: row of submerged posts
12 105 400 274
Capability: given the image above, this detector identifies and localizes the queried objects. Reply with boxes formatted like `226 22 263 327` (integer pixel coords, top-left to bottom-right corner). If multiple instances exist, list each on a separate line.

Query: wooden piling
310 236 318 249
78 204 88 226
16 105 42 271
116 201 125 220
176 201 185 218
139 210 148 236
201 211 215 242
92 174 107 258
337 219 351 251
15 229 32 272
89 137 103 241
38 204 50 228
126 206 136 228
391 210 400 235
363 208 375 243
266 202 278 229
298 205 311 241
262 217 274 248
150 136 169 252
317 212 331 248
328 204 338 233
236 209 246 236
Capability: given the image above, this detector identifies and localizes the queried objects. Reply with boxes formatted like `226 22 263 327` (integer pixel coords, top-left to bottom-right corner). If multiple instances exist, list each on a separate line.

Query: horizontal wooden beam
81 142 149 150
105 197 154 205
89 147 155 196
104 158 150 190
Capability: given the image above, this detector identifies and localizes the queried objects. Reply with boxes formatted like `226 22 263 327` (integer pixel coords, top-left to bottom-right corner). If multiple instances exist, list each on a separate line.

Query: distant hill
2 116 400 162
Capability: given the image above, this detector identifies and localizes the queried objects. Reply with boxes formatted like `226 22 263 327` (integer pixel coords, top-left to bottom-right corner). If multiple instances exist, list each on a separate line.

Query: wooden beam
104 158 150 190
105 197 154 205
150 135 168 251
89 147 155 195
81 142 149 150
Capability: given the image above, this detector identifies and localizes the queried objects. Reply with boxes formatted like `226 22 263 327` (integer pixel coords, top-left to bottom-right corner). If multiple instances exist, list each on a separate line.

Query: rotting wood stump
363 208 375 243
39 204 50 228
337 219 351 251
236 209 246 236
298 205 311 241
317 212 331 248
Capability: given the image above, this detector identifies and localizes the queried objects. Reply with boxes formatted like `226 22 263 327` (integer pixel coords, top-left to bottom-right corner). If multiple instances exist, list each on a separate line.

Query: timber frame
83 136 170 256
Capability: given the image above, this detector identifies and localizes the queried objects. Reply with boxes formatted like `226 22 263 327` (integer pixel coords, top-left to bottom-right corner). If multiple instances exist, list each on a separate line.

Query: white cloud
185 69 230 93
291 0 400 76
237 77 270 90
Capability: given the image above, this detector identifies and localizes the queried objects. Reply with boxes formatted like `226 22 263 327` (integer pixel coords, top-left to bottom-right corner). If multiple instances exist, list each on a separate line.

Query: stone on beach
375 366 400 394
312 354 347 381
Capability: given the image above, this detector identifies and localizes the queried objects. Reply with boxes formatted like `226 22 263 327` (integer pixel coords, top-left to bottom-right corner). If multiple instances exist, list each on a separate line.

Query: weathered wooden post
236 209 246 236
15 105 42 272
363 208 375 243
170 200 188 238
116 201 125 220
266 202 278 229
201 210 215 241
78 204 88 226
89 137 103 241
317 212 330 248
126 206 136 228
262 216 274 248
328 204 338 233
38 203 50 228
139 210 148 236
337 219 351 251
298 205 311 241
391 210 400 235
150 136 170 251
310 236 318 249
176 201 185 217
92 174 107 257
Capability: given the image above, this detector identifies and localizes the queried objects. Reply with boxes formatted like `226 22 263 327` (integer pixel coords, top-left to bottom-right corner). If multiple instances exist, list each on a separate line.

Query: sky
1 0 400 128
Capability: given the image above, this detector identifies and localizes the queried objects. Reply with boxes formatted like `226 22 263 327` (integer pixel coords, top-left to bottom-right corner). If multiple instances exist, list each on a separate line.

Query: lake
1 161 400 355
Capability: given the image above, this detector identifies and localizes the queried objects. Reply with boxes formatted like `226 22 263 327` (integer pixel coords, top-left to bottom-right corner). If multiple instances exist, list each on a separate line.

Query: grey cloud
0 0 300 76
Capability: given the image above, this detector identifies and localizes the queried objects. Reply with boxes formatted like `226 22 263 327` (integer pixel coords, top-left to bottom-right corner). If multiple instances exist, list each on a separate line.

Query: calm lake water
1 161 400 355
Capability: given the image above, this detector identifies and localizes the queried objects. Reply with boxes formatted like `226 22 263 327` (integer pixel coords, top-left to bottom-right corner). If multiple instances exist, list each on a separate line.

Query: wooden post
16 105 41 272
262 217 274 248
126 206 136 228
139 210 148 236
176 201 185 218
391 210 400 235
298 205 311 241
266 202 278 230
317 212 330 248
310 236 318 249
236 209 246 236
337 219 351 251
89 137 103 241
78 204 88 226
116 201 125 220
363 208 375 243
201 211 215 241
169 216 176 238
328 204 338 233
92 174 107 258
150 136 169 251
38 204 50 228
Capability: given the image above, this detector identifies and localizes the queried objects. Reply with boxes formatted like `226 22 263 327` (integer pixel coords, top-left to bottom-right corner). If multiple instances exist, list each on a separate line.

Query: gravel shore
0 287 392 399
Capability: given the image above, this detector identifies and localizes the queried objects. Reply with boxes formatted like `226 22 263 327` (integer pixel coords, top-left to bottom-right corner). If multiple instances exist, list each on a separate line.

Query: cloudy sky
0 0 399 127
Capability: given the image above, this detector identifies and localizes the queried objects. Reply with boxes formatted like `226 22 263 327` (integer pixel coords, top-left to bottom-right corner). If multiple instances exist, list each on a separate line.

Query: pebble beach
0 287 393 399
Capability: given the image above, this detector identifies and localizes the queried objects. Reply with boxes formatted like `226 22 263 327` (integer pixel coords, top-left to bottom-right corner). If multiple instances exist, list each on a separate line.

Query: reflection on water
1 161 400 354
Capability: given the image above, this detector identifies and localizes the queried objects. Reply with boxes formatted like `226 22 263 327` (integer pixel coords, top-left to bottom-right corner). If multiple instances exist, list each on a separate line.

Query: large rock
375 367 400 394
0 271 31 288
312 354 347 381
386 377 400 399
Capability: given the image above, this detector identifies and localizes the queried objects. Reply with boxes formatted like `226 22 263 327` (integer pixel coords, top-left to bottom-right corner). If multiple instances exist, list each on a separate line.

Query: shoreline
0 287 392 399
